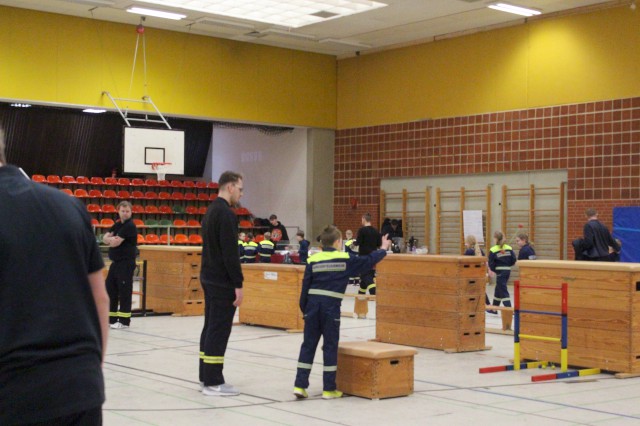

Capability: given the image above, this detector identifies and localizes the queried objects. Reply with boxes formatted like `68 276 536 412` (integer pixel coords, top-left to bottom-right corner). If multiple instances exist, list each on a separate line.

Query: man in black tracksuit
355 213 383 295
582 208 620 261
104 201 138 329
293 226 391 400
199 171 244 397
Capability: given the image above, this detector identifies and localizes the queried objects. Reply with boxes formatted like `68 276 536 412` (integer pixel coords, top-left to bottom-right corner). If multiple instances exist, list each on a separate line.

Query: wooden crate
139 246 204 316
336 341 417 399
240 263 305 330
376 254 488 352
518 260 640 376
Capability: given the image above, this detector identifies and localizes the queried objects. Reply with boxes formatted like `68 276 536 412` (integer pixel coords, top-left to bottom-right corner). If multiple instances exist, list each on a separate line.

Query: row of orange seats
92 219 201 228
60 188 218 201
33 174 219 189
87 204 209 215
136 234 203 245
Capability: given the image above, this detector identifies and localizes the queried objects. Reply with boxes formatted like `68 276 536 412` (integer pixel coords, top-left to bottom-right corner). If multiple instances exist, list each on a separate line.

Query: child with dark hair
515 233 536 260
293 226 391 400
296 230 310 264
488 230 517 309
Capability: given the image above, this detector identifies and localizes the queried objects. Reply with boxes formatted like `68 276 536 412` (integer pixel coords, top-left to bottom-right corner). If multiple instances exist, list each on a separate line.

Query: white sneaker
110 322 123 329
202 383 240 396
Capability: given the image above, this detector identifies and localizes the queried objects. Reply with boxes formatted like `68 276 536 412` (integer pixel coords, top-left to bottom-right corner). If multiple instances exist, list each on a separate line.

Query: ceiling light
126 6 187 20
488 3 541 17
10 103 31 108
83 108 107 113
319 38 371 48
134 0 387 28
261 29 316 41
62 0 115 6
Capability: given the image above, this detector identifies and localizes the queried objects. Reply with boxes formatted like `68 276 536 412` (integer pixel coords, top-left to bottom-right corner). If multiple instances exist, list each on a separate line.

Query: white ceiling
0 0 625 57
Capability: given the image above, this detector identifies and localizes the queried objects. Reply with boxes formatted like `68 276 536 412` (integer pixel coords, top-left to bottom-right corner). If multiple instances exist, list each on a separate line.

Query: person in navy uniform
464 234 493 313
238 232 246 262
355 213 382 295
296 230 310 264
515 233 536 260
258 232 276 263
242 233 259 263
488 230 517 309
293 226 391 400
582 208 620 261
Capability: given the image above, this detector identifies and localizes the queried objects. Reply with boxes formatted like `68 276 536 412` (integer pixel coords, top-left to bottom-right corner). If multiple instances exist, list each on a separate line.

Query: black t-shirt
108 217 137 261
356 225 382 256
0 165 105 424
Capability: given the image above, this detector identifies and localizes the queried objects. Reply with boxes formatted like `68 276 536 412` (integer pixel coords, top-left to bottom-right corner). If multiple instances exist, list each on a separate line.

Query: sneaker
202 383 240 396
322 390 343 399
293 387 308 399
110 322 123 329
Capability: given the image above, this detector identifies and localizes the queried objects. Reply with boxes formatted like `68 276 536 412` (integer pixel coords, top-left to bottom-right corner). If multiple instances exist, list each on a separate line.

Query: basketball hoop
151 162 172 181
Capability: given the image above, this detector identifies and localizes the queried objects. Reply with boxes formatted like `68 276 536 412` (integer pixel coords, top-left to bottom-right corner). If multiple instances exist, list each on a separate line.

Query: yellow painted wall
337 6 640 129
0 7 336 129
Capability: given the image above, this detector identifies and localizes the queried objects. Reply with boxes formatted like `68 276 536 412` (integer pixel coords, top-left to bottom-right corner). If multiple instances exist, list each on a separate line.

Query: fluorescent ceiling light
62 0 115 6
135 0 387 28
10 103 31 108
319 38 371 48
127 6 187 20
83 108 107 113
261 29 316 41
488 3 541 17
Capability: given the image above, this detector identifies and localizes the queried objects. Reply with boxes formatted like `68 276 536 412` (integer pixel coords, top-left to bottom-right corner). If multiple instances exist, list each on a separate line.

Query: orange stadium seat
100 218 114 228
117 178 131 186
132 204 144 214
62 176 76 184
145 234 159 244
145 191 158 200
173 219 187 227
159 234 174 245
188 234 203 245
117 190 130 199
209 193 218 201
133 219 145 228
170 180 183 188
174 234 189 244
87 204 101 213
104 177 117 185
239 220 253 228
159 205 173 215
32 174 46 183
60 188 73 196
195 181 207 189
90 218 99 227
182 181 195 188
88 189 102 198
186 219 201 227
131 178 145 186
171 192 184 200
158 180 170 187
103 190 117 199
137 234 145 244
185 206 198 215
76 176 89 185
184 192 196 201
74 189 89 198
197 206 208 215
90 177 104 185
207 182 218 189
197 193 209 201
47 175 61 184
102 204 117 213
145 205 159 214
145 178 158 187
158 191 171 200
130 190 145 199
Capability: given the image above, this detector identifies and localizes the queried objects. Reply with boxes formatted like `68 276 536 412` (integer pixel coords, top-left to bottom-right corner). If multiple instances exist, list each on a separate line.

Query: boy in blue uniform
258 232 275 262
242 233 259 263
293 226 391 399
296 230 310 264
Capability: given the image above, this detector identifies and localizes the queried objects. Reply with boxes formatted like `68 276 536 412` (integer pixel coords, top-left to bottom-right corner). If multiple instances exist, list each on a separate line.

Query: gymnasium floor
103 291 640 426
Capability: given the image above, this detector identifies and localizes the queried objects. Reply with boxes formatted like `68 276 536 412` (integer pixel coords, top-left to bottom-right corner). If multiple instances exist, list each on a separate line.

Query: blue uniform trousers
492 271 512 307
295 296 341 391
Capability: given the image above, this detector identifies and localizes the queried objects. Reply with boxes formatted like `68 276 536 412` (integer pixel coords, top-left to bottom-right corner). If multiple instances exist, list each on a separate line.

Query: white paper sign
264 271 278 281
463 210 484 243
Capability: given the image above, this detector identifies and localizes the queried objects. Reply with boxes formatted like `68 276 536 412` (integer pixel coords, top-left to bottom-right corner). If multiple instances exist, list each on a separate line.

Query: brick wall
335 97 640 249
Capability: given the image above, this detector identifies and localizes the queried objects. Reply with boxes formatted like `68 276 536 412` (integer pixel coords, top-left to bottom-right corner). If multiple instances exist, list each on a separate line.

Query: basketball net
151 162 171 181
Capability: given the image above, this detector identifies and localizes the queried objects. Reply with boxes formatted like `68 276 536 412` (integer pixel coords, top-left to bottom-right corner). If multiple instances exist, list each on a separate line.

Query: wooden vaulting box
139 246 204 316
376 255 488 352
518 260 640 377
240 263 305 330
336 341 417 399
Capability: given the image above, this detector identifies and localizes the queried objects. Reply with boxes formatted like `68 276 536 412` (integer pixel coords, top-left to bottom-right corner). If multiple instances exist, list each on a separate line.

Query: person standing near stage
355 213 383 295
199 171 244 396
296 230 310 264
582 208 620 261
464 234 493 312
269 214 290 244
258 232 276 263
0 129 110 425
515 233 537 260
103 200 138 329
488 231 517 309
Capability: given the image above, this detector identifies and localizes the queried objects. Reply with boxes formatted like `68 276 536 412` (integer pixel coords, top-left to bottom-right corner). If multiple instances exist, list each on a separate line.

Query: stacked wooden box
139 246 204 316
518 260 640 376
240 263 305 330
376 254 487 352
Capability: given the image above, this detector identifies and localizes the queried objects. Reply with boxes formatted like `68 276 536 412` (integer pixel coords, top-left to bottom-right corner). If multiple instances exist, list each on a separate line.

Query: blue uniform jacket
488 244 517 272
518 244 536 260
299 247 387 312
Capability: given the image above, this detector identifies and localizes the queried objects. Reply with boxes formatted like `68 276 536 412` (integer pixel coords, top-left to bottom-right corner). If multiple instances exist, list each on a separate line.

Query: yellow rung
579 368 601 376
519 334 561 342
